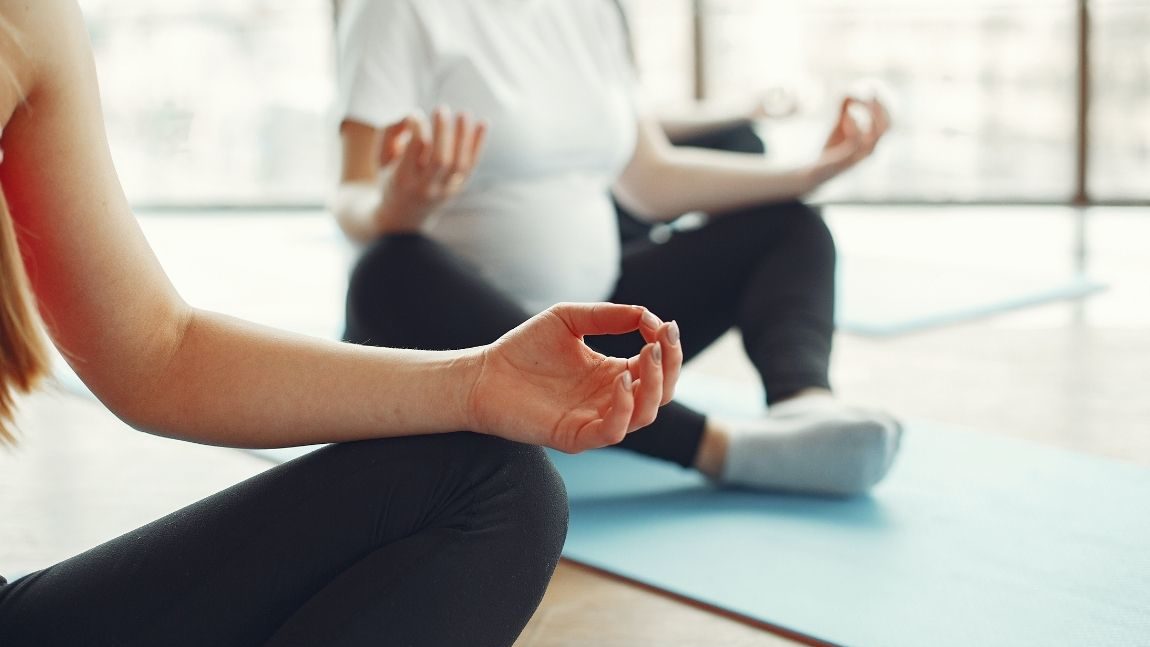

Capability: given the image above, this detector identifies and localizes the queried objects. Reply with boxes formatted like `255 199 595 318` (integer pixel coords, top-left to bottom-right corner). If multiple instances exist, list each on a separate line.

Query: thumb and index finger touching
550 302 655 337
379 118 413 167
380 108 491 170
379 113 433 169
550 302 682 407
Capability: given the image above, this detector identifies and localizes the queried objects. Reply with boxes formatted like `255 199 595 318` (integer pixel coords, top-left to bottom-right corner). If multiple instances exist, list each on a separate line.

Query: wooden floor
2 206 1148 645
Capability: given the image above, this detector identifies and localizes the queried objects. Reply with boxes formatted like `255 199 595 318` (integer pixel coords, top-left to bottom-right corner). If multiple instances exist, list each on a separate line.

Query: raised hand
373 107 488 233
467 303 683 454
812 96 890 185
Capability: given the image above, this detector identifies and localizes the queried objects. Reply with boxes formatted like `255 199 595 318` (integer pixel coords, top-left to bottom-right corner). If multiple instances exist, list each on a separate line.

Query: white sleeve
597 0 646 113
335 0 432 128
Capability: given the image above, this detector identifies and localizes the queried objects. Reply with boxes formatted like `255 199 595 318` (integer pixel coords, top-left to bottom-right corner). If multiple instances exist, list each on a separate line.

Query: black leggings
344 201 836 470
0 433 568 647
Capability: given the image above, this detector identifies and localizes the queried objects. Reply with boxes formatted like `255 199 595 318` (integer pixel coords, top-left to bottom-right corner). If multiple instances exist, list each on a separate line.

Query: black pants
0 434 568 647
344 204 836 470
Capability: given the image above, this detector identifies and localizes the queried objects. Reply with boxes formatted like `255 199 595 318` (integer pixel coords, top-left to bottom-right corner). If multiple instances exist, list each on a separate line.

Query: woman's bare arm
614 102 889 222
332 119 389 243
333 109 486 243
0 0 679 452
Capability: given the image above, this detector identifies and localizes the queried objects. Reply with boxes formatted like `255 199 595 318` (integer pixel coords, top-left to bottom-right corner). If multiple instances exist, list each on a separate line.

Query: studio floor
2 206 1148 645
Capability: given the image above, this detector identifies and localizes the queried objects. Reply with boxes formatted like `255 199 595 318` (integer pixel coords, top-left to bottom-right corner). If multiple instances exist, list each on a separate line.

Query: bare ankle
775 387 833 405
694 419 730 480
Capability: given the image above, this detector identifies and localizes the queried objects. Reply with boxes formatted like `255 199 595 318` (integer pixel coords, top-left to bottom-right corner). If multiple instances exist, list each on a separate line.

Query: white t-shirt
337 0 638 314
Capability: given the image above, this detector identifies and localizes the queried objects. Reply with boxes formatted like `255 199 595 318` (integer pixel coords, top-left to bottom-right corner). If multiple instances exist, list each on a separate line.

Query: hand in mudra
374 106 488 234
813 96 890 184
468 303 682 454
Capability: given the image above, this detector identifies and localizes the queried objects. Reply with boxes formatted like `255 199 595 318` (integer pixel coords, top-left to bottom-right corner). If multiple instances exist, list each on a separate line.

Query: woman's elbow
612 176 678 223
77 367 174 437
78 308 194 433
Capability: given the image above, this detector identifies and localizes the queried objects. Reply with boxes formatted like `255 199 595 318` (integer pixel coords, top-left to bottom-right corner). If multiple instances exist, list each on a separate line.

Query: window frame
688 0 1146 207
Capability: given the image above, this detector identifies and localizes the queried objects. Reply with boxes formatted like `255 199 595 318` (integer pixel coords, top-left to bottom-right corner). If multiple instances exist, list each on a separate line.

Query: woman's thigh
0 433 566 647
344 234 531 350
599 203 824 360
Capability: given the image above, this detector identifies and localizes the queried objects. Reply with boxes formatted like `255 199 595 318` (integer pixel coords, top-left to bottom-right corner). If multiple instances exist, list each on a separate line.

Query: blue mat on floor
547 426 1150 647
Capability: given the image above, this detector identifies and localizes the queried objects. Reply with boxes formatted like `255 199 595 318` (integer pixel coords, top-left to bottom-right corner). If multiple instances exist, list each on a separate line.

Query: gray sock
720 404 903 496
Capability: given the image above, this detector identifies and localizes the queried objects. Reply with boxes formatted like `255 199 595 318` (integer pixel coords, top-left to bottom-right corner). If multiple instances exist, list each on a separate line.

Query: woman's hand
374 107 487 233
467 303 683 454
811 96 890 186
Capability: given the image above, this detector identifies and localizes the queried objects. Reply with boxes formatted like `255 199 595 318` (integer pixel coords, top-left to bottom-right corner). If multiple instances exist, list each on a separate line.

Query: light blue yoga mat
548 427 1150 647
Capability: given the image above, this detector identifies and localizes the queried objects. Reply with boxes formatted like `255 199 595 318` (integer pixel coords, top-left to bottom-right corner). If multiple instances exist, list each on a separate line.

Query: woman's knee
347 234 435 304
776 202 836 266
712 201 836 267
344 234 438 344
316 433 568 563
419 436 568 643
466 436 570 562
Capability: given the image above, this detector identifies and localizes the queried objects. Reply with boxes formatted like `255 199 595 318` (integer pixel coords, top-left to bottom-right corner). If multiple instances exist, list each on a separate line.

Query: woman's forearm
335 111 489 242
332 180 384 244
615 119 825 222
5 0 677 455
116 308 479 448
618 146 821 222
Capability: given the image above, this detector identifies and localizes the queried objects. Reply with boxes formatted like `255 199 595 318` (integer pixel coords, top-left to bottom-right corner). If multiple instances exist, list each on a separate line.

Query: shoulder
563 0 632 62
338 0 430 28
0 0 88 121
0 0 86 55
574 0 628 22
564 0 630 40
337 0 439 50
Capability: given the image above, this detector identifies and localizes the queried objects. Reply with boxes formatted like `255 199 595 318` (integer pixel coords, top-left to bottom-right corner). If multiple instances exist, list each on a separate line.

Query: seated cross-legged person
333 0 903 496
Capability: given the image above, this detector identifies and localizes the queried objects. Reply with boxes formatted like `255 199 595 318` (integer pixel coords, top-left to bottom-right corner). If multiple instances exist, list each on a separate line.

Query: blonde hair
0 197 50 444
0 14 49 444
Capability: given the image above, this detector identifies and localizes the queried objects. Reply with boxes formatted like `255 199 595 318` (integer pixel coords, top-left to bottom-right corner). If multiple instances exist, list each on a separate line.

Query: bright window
78 0 1144 206
80 0 335 206
1089 0 1150 201
629 0 1145 204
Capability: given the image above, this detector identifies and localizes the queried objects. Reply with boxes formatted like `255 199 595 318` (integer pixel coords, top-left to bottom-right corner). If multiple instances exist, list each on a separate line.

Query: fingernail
668 321 680 345
642 310 660 329
651 343 662 363
622 372 634 391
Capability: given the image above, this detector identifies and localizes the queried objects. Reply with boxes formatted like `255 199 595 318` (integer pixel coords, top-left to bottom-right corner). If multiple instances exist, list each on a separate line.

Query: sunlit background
80 0 336 206
4 5 1148 640
61 0 1150 458
80 0 1148 207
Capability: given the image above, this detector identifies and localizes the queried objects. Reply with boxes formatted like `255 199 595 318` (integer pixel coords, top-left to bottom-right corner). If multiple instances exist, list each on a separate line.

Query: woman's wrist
805 160 838 192
441 347 487 434
373 198 429 235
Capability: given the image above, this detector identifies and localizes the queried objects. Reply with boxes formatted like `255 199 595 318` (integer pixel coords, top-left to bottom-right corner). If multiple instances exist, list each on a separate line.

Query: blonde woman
0 1 681 645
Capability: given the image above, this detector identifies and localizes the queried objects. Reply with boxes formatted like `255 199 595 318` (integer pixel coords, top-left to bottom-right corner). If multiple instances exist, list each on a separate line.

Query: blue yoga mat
548 426 1150 647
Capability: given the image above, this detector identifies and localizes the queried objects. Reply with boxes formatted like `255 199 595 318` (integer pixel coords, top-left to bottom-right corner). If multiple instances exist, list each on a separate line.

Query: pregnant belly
426 176 622 315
